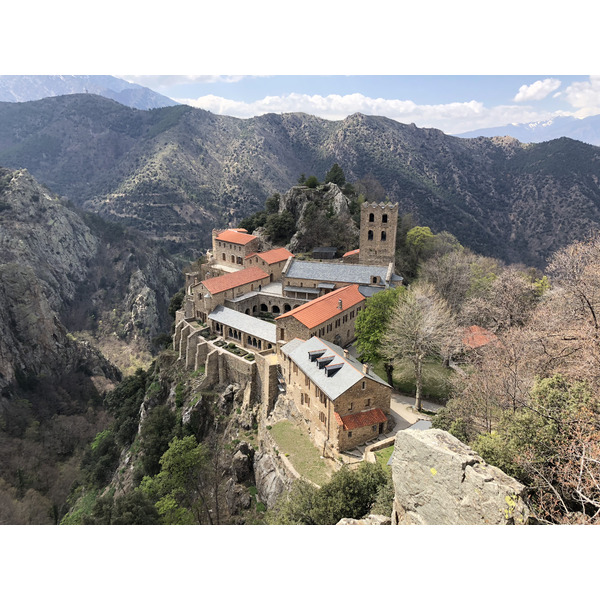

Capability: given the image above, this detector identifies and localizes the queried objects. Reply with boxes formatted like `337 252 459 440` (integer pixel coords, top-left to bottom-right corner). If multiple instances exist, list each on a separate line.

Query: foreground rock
337 514 391 525
391 429 530 525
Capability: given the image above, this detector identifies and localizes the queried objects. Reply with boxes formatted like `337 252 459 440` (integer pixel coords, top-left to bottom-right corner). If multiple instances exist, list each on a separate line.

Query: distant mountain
1 94 600 267
456 114 600 146
0 75 178 110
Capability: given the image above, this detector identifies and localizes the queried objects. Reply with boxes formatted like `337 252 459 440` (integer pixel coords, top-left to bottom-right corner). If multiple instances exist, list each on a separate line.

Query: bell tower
359 202 398 266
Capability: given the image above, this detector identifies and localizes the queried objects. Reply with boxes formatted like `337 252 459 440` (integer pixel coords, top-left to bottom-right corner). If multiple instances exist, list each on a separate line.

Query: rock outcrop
277 183 359 254
337 514 391 525
391 428 530 525
0 167 181 387
253 451 294 509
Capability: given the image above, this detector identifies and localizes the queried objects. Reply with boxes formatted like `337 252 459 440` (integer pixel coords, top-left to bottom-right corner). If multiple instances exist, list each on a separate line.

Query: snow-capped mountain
456 114 600 146
0 75 178 110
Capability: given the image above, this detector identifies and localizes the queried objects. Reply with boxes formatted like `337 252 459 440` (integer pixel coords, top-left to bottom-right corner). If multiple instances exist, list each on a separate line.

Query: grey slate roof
358 285 386 298
280 336 389 401
283 285 319 294
208 305 276 344
286 260 391 285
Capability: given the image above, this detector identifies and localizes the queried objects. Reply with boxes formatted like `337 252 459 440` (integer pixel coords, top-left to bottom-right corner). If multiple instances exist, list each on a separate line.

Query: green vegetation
305 175 319 188
141 435 212 524
266 462 390 524
373 358 454 400
355 286 404 386
269 420 332 486
324 163 345 187
373 446 394 470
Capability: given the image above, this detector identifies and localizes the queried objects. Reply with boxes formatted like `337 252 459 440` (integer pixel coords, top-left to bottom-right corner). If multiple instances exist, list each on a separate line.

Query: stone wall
275 300 364 346
391 428 531 525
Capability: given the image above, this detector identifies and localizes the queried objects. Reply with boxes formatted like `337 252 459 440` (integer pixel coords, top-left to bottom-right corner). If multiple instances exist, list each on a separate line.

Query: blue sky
8 2 598 136
122 75 600 134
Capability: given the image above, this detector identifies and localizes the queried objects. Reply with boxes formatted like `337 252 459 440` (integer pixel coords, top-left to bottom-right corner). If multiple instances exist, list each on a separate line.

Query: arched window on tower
369 213 375 222
382 214 388 223
368 230 373 240
381 231 386 241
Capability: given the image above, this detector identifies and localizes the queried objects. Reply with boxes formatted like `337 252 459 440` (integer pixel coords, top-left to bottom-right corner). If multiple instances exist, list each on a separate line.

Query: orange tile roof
342 249 360 257
335 408 387 431
462 325 497 350
275 284 365 329
201 266 269 295
256 247 294 264
215 229 258 245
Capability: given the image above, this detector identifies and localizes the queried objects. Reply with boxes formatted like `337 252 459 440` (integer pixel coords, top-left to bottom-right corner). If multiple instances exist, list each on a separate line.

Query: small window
382 214 388 223
349 402 353 411
366 398 371 406
348 431 353 438
369 213 374 222
362 381 366 390
368 230 373 241
381 231 386 241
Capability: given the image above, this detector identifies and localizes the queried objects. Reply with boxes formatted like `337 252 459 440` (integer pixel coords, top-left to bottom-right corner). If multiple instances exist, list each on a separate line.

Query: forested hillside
0 168 181 523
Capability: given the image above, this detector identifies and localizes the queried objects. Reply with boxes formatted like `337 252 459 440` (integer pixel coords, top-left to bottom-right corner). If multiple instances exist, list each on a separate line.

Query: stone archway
272 305 281 315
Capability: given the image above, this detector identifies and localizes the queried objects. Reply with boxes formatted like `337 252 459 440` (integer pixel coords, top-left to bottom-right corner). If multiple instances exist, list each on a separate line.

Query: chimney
362 362 369 374
343 349 349 359
338 298 343 310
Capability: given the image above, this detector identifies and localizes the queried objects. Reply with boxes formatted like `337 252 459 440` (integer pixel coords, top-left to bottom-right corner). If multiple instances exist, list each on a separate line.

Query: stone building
243 247 294 282
281 258 401 301
359 202 398 266
207 228 261 276
191 266 271 322
279 336 391 454
208 305 277 352
274 284 365 345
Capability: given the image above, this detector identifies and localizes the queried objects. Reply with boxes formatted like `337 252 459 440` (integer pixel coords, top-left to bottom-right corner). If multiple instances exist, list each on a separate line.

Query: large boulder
391 429 530 525
253 451 293 509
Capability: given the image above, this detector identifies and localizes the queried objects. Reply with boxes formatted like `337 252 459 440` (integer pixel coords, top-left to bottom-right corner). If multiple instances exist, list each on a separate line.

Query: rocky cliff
274 182 359 253
391 428 530 525
0 167 181 388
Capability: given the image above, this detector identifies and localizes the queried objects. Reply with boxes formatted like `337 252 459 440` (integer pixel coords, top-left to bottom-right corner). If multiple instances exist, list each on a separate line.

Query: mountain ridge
1 94 600 266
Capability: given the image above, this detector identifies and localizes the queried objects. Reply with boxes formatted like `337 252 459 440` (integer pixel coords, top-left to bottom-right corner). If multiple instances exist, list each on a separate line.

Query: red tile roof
256 247 294 264
335 408 387 431
342 249 360 257
201 266 269 295
215 229 257 245
275 284 365 329
462 325 497 350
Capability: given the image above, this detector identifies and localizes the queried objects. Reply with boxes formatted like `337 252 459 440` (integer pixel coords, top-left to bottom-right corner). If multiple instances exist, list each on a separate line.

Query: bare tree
383 283 458 411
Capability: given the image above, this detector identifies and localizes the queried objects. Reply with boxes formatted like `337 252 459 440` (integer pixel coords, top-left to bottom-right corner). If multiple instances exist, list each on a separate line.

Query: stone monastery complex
174 202 403 456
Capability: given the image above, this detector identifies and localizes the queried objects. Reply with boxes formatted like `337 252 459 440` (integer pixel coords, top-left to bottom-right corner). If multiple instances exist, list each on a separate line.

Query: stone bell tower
359 202 398 266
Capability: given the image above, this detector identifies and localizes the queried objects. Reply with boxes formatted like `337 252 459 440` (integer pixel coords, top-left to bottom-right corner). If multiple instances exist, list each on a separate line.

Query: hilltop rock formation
278 183 359 253
391 428 530 525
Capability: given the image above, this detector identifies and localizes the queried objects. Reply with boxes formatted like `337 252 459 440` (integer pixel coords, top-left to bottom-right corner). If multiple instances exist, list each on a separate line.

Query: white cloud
175 92 572 134
120 75 253 88
563 76 600 117
514 78 562 102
